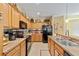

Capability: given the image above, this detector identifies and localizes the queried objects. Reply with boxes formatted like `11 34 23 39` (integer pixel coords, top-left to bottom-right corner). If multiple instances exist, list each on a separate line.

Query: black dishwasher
26 35 32 56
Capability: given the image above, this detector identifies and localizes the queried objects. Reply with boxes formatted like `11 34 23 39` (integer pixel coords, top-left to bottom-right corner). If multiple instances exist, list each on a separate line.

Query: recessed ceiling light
37 12 40 15
65 20 69 23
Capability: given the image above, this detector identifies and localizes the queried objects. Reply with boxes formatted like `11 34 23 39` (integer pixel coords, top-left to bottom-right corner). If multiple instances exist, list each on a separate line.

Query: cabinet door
55 49 60 56
50 40 55 56
3 4 9 27
55 43 64 55
13 49 20 56
6 45 20 56
20 15 26 23
12 8 19 28
48 38 51 51
15 10 20 28
35 32 42 42
0 4 3 56
8 5 12 28
31 32 42 42
20 41 26 56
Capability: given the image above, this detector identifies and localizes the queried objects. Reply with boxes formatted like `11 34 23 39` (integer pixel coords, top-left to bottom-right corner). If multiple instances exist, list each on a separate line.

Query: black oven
15 30 24 38
11 29 25 38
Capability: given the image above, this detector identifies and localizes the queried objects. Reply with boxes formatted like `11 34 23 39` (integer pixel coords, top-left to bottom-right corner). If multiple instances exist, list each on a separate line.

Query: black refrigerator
42 25 52 43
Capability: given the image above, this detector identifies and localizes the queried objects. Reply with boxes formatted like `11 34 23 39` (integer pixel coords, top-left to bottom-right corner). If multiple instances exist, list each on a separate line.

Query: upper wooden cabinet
8 5 12 28
11 7 20 28
0 4 3 56
20 15 27 23
2 4 9 27
30 23 43 29
1 4 28 29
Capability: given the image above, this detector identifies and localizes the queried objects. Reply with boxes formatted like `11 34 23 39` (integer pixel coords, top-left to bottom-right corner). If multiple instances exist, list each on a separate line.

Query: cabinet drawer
55 44 64 55
6 45 20 56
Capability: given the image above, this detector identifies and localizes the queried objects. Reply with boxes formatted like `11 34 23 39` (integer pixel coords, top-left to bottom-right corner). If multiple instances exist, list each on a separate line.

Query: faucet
65 30 69 36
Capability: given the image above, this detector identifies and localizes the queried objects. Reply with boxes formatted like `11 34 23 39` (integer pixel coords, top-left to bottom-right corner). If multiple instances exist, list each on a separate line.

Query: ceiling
17 3 79 19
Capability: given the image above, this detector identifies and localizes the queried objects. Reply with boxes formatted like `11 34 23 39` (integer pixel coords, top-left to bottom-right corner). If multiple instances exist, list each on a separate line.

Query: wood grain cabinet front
6 45 20 56
31 32 42 42
48 38 55 56
0 4 3 56
4 40 26 56
11 7 20 28
20 41 26 56
20 15 27 23
48 38 51 51
48 37 64 56
50 40 55 56
55 43 64 55
2 4 9 27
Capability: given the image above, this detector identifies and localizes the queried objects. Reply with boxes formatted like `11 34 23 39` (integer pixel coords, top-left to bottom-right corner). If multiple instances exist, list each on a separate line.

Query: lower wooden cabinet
48 38 51 51
6 45 20 56
55 43 64 55
48 37 64 56
5 40 26 56
50 40 55 56
20 41 26 56
55 49 60 56
12 49 21 56
31 32 42 42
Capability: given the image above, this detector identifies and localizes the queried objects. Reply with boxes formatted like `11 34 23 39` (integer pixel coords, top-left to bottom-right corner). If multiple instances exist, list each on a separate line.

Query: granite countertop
3 35 29 55
48 36 79 56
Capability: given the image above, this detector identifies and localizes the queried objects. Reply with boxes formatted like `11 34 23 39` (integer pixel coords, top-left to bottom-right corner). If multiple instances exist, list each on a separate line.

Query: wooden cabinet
8 5 12 28
27 22 31 29
0 4 20 28
31 32 42 42
5 40 26 56
0 4 3 56
4 40 26 56
12 7 20 28
20 41 26 56
48 37 55 56
54 49 60 56
50 39 55 56
48 38 51 52
6 45 20 56
2 4 9 27
13 50 20 56
48 37 64 56
31 23 43 29
55 43 64 56
1 4 12 28
20 15 27 23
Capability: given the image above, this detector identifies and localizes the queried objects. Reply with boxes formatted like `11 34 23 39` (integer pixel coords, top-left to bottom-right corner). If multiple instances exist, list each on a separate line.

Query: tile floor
28 42 50 56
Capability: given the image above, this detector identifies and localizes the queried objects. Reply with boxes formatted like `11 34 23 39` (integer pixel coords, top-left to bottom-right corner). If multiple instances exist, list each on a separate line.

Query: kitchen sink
55 38 79 47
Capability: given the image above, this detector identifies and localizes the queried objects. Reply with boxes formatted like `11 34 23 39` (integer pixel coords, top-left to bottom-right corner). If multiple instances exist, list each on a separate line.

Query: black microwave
19 21 27 29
